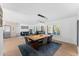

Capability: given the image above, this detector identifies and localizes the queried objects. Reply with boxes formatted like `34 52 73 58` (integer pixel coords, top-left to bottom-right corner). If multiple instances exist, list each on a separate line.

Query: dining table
24 34 50 48
25 34 50 41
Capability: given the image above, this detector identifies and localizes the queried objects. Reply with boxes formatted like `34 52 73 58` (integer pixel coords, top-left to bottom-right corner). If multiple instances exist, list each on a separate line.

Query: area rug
18 42 61 56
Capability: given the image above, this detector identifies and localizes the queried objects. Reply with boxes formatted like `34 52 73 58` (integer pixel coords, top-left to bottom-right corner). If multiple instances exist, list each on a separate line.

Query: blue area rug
18 42 61 56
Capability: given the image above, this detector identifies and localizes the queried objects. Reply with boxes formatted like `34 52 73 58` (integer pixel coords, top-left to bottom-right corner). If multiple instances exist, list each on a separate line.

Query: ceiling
1 3 79 24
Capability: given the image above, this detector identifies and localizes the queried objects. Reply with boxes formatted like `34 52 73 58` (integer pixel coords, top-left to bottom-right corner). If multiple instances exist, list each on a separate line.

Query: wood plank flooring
3 37 77 56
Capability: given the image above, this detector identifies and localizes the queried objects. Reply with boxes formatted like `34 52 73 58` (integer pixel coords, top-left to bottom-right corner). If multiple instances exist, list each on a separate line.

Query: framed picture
21 26 29 29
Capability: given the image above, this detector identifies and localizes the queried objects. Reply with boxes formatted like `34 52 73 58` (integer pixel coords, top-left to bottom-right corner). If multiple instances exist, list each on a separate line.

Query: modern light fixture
37 14 48 19
37 14 48 23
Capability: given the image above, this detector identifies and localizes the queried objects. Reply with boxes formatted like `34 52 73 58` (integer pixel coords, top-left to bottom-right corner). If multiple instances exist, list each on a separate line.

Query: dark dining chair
42 37 48 44
37 39 43 46
24 37 31 45
24 37 40 49
47 35 53 43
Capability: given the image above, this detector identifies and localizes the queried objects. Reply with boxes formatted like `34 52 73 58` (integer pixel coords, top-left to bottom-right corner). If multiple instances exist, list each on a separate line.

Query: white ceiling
1 3 79 24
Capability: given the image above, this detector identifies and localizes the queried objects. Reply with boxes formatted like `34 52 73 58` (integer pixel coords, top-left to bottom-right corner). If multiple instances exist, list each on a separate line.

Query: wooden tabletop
25 34 49 41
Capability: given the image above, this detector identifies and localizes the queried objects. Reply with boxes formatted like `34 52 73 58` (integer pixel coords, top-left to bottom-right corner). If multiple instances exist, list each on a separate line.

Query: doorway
3 25 11 39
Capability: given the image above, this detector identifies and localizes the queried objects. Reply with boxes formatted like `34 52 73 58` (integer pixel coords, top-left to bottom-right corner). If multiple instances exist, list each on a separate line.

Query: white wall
51 16 77 45
61 17 77 45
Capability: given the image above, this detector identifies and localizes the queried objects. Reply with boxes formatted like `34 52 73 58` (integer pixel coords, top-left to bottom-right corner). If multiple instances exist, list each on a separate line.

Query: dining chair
24 37 38 48
42 37 48 45
24 37 31 45
47 35 53 43
37 39 43 46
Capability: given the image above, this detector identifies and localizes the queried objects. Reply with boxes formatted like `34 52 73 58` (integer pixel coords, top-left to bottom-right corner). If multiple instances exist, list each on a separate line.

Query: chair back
24 37 29 44
43 37 48 44
47 35 53 43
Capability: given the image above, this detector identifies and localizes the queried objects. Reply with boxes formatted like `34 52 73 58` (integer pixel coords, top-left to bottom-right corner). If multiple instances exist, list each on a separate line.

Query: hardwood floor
3 37 77 56
53 40 77 56
3 37 25 56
